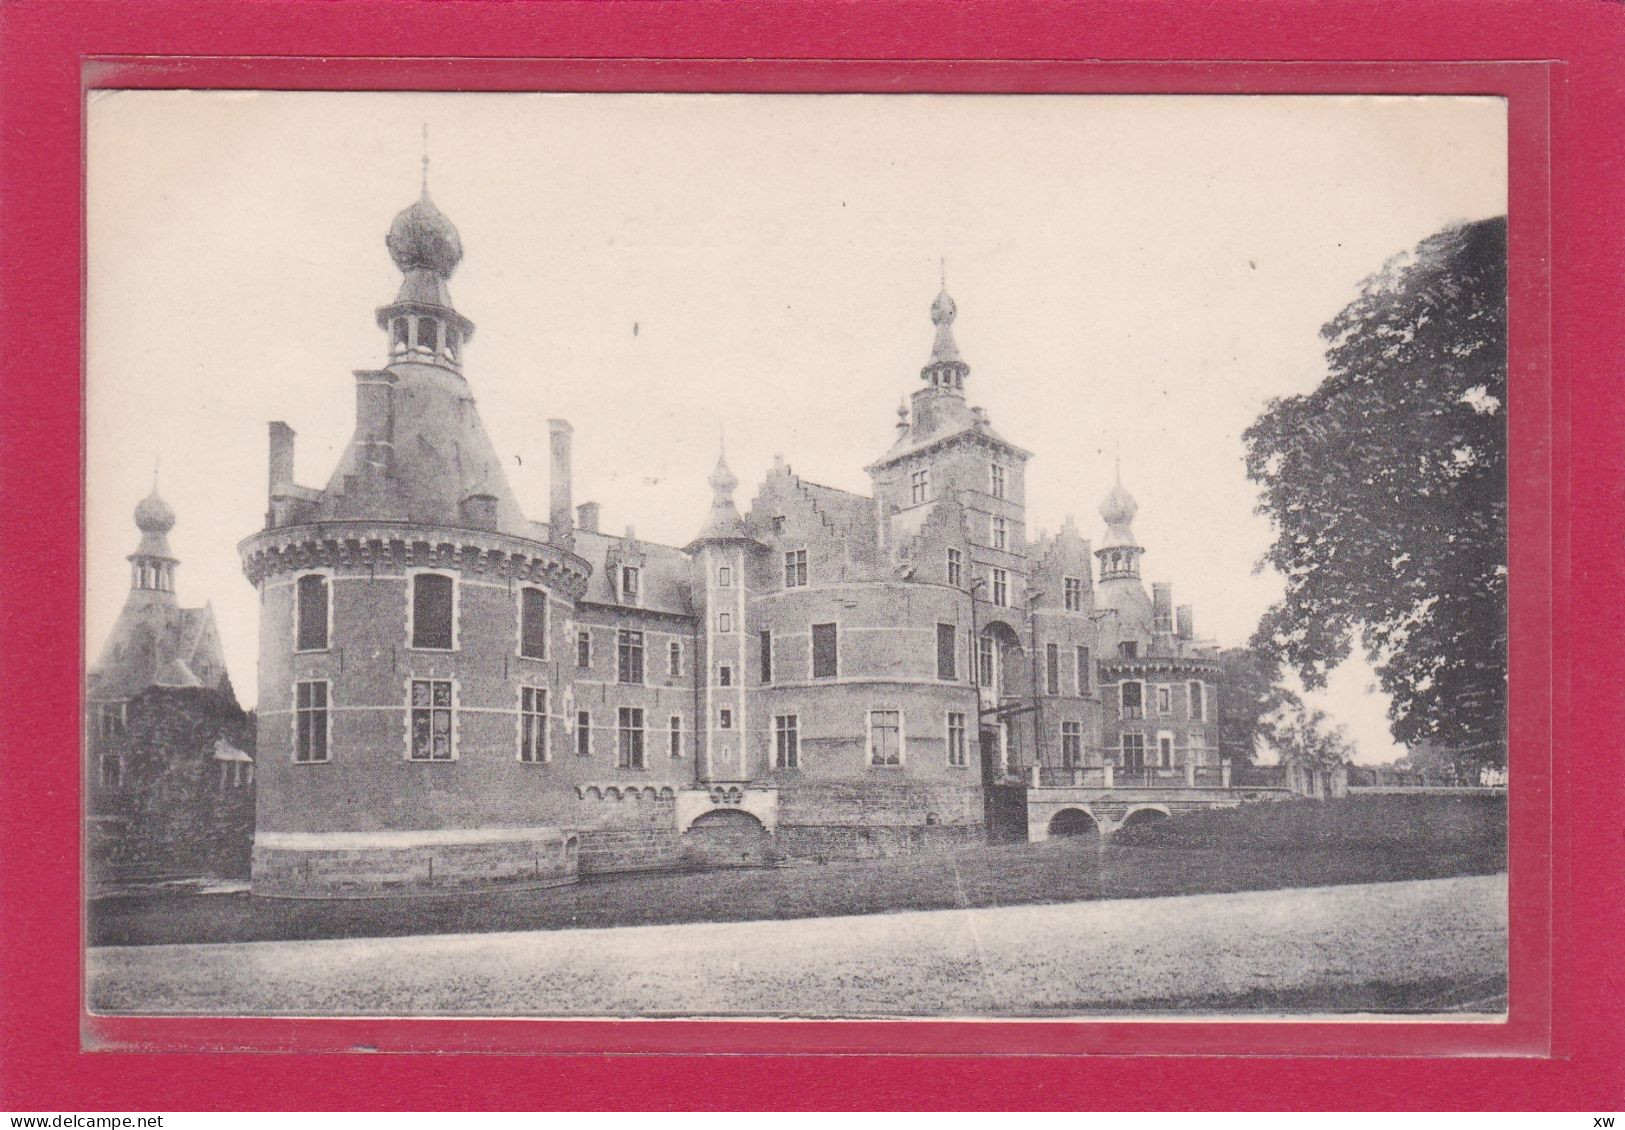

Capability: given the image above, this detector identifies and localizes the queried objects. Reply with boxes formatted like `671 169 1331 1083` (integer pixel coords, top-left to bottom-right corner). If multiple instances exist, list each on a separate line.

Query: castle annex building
239 181 1222 897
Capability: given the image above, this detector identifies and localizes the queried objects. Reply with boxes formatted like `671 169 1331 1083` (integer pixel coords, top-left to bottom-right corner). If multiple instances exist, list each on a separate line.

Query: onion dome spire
377 133 475 366
687 440 760 550
129 468 179 595
1096 460 1144 581
921 260 969 394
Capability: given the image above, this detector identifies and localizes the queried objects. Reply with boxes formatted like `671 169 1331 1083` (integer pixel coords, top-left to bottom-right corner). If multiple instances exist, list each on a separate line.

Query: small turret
128 473 178 597
1096 462 1145 582
920 264 970 395
686 443 761 551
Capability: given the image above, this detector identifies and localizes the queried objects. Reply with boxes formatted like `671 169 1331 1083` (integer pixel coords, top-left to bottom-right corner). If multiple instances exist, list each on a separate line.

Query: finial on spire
940 256 946 289
152 455 160 493
421 123 430 196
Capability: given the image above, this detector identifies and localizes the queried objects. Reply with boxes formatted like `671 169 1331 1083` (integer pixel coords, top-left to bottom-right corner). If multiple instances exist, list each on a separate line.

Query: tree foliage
1215 646 1298 763
1244 217 1507 771
1266 700 1357 770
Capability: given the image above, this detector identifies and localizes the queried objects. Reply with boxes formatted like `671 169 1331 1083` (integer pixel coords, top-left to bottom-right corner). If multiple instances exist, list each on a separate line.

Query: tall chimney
1176 605 1195 641
576 501 601 535
548 418 574 551
268 421 295 493
1152 582 1174 634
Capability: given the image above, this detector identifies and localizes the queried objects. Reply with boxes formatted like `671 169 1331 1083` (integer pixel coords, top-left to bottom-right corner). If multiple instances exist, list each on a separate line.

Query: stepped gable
746 459 879 577
1028 513 1095 603
888 491 965 580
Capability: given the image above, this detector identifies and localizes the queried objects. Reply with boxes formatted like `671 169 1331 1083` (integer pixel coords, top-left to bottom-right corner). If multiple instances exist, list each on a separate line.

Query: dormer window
1118 640 1139 659
620 566 641 604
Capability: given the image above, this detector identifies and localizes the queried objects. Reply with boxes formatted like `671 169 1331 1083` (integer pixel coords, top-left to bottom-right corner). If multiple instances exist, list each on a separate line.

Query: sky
85 91 1507 763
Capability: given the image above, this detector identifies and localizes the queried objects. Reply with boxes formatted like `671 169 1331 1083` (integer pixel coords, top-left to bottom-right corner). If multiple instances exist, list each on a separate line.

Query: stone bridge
1023 762 1308 842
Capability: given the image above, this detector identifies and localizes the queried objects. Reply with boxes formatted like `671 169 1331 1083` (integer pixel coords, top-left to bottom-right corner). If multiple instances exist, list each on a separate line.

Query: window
992 516 1008 551
620 566 640 603
98 753 124 789
868 709 902 766
1159 734 1174 768
717 565 732 587
1063 576 1084 612
775 714 799 769
617 629 644 684
576 710 591 757
811 622 838 679
991 567 1009 607
1121 732 1146 769
947 547 963 587
1062 721 1083 767
408 678 454 761
772 515 786 535
760 630 773 683
576 629 591 668
391 317 408 350
617 706 645 769
295 680 329 763
443 326 459 361
410 573 455 650
947 712 968 767
911 468 930 504
296 573 330 651
1189 680 1205 721
1156 685 1172 715
936 623 958 680
718 664 733 687
977 635 995 688
784 549 808 587
1118 640 1139 659
668 640 682 678
97 702 127 738
519 687 548 762
1076 646 1091 693
519 587 547 660
1120 681 1144 720
719 708 733 730
669 715 683 758
990 463 1007 499
718 611 733 633
1046 643 1060 695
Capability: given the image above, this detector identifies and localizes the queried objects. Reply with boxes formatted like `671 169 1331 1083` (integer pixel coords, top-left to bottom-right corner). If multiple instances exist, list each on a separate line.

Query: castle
237 179 1221 897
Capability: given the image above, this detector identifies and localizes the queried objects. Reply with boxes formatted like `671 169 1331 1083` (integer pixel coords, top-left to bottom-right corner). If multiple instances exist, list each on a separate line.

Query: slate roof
89 599 231 702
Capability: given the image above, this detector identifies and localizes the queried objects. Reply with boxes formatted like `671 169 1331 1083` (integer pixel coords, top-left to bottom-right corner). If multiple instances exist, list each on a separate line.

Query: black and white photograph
83 91 1509 1020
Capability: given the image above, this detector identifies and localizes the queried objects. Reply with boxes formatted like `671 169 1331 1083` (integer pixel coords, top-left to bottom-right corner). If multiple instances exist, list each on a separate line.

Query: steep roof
89 600 231 703
530 521 694 617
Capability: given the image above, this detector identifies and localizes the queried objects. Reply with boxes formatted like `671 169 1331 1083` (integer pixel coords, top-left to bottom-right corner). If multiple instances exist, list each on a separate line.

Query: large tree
1244 217 1507 773
1215 646 1298 763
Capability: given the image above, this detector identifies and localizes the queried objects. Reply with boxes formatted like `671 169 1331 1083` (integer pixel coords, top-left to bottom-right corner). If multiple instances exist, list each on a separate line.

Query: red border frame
3 0 1621 1111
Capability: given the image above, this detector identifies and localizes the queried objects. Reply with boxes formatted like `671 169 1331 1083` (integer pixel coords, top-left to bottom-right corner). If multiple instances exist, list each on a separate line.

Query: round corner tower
238 179 593 898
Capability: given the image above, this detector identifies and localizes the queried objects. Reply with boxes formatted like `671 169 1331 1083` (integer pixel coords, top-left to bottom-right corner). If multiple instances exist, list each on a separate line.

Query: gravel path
87 874 1506 1018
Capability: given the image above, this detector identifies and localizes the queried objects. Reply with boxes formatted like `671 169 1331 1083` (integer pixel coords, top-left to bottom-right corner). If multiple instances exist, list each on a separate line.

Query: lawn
88 793 1505 947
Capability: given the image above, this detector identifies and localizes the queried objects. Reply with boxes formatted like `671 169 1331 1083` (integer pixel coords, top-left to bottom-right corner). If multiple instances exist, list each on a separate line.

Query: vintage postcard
83 90 1509 1021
